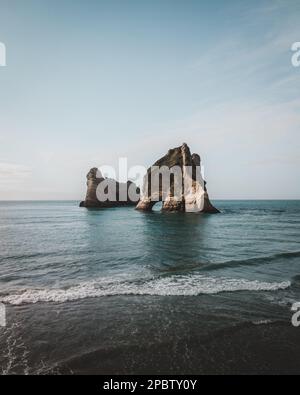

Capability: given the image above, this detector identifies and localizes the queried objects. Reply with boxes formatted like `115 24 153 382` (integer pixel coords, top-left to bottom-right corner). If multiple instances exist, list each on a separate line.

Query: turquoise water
0 200 300 374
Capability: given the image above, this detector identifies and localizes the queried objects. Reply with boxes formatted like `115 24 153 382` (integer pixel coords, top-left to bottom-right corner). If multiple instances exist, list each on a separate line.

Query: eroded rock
136 143 219 213
79 168 139 208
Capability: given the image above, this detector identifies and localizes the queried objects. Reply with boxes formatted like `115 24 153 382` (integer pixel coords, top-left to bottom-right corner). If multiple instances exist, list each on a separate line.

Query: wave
0 275 291 305
251 319 275 326
0 251 60 263
201 250 300 272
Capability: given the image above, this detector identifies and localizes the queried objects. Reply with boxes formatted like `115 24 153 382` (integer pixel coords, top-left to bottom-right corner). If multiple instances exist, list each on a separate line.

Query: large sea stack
80 168 139 208
136 143 219 213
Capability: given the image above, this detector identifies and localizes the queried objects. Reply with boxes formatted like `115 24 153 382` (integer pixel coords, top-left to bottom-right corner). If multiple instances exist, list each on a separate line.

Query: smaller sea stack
79 168 140 208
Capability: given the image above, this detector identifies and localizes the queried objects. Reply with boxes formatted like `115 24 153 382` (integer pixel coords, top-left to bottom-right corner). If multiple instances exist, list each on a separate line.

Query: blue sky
0 0 299 199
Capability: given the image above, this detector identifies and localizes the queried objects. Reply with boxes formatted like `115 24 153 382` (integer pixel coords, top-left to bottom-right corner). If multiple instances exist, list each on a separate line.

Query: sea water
0 200 300 374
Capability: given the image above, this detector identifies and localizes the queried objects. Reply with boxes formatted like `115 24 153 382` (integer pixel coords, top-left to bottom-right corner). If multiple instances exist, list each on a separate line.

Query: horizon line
0 199 300 202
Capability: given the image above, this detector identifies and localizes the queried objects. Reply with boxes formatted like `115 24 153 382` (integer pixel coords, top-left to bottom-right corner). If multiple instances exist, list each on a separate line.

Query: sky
0 0 299 200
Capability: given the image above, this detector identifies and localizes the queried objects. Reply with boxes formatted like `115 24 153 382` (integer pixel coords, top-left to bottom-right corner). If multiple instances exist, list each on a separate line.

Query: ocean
0 200 300 374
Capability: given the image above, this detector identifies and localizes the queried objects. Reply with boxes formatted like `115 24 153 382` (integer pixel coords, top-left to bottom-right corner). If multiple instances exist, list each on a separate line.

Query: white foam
252 319 274 326
0 275 291 305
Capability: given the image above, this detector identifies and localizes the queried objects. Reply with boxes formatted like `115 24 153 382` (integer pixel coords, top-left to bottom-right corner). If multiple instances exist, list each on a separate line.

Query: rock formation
136 143 219 213
80 167 139 208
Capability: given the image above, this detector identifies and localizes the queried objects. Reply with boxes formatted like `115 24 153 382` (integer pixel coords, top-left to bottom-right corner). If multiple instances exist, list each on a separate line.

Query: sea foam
0 275 291 305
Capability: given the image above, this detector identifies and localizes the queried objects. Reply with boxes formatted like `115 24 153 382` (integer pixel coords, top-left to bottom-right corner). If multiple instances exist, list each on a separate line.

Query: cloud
0 162 31 183
188 0 300 105
125 92 300 199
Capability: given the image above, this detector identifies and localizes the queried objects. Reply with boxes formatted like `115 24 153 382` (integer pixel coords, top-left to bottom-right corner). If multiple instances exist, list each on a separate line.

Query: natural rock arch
136 143 219 213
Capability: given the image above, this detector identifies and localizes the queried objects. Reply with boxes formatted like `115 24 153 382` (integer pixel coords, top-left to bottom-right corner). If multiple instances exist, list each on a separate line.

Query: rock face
136 143 219 213
80 168 139 208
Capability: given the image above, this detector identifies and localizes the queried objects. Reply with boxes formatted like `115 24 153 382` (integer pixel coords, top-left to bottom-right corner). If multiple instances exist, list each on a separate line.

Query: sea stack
136 143 219 213
80 167 139 208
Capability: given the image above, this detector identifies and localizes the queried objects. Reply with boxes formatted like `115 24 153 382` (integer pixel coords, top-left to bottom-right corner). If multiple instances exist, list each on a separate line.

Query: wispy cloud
189 0 300 106
0 162 31 182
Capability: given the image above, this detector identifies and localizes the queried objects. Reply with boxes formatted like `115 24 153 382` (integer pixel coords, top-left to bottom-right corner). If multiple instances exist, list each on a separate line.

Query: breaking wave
0 275 291 305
